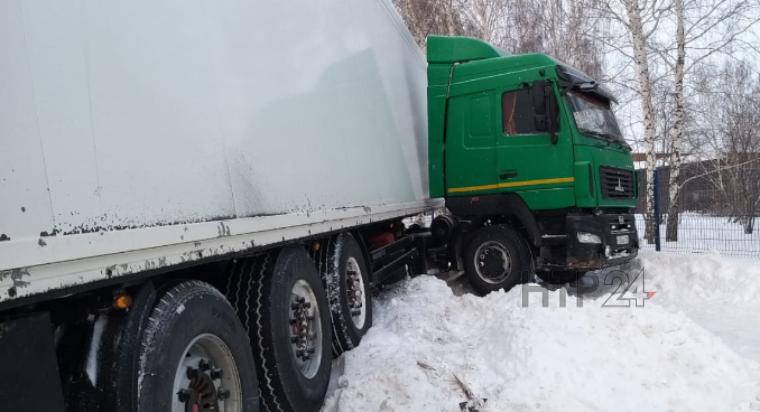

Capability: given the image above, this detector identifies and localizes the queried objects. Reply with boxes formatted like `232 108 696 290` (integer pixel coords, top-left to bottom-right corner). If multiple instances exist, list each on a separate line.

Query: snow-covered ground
323 251 760 411
641 251 760 361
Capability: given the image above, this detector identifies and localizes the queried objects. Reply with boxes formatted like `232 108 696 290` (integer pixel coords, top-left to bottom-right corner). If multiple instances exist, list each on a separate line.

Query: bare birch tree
660 0 760 241
596 0 663 243
694 62 760 233
665 0 687 240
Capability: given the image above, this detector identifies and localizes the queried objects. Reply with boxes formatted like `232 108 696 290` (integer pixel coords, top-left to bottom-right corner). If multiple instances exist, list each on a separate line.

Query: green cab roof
427 36 505 64
426 36 558 76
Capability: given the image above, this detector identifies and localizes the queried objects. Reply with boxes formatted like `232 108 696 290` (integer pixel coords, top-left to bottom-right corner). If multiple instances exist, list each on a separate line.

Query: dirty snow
323 251 760 411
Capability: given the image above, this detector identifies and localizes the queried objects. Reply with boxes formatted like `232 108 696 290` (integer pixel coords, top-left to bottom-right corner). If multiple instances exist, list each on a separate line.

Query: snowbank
637 251 760 360
639 251 760 308
324 254 760 412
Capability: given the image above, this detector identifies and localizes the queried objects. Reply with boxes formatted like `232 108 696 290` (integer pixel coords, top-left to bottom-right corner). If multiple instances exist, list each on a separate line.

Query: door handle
499 170 518 180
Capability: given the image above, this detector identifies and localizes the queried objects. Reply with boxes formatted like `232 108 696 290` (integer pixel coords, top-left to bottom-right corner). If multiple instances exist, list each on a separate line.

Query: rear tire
322 233 373 355
463 225 533 295
234 247 332 412
136 280 260 412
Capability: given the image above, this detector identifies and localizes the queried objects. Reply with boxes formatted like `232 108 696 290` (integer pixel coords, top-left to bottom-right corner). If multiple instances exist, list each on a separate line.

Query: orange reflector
113 293 133 310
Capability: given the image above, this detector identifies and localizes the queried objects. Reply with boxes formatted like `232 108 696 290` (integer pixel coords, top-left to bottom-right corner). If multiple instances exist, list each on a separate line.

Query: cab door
444 91 498 195
495 81 575 209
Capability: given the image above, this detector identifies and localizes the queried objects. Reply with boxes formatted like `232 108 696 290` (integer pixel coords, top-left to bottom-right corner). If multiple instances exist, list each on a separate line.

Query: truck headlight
577 232 602 244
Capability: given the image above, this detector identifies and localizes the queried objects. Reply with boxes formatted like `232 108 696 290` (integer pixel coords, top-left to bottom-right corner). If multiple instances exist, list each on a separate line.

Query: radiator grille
600 167 635 199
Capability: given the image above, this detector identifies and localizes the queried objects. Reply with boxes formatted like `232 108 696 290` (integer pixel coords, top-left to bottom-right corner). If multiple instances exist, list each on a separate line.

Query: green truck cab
427 36 638 293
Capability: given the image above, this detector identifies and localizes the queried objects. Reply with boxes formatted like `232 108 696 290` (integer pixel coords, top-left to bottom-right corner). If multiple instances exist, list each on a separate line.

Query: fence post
653 167 662 252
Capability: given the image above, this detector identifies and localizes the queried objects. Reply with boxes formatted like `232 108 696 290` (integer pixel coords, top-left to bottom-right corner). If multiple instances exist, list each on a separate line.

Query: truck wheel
323 233 373 355
538 270 585 284
464 225 533 295
137 281 259 412
251 247 332 412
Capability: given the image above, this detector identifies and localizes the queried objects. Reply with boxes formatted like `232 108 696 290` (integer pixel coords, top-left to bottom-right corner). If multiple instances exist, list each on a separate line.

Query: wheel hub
172 334 241 412
177 360 225 412
289 280 323 379
474 241 511 284
345 257 367 329
290 296 316 361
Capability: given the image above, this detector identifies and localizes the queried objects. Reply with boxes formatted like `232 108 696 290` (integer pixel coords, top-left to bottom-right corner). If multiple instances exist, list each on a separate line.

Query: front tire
137 280 260 412
463 225 533 295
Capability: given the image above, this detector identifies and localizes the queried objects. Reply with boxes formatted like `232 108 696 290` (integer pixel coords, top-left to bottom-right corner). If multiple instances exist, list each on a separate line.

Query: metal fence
634 214 760 257
635 166 760 258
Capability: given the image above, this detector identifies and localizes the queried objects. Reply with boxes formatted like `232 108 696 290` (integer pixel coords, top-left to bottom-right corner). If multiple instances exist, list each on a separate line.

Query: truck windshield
567 91 624 142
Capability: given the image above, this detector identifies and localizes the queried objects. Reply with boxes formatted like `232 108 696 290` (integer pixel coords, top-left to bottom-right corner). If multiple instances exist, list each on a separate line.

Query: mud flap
0 312 65 411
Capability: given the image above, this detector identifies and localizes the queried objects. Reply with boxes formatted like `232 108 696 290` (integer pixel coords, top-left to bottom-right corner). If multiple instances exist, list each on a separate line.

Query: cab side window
502 88 538 135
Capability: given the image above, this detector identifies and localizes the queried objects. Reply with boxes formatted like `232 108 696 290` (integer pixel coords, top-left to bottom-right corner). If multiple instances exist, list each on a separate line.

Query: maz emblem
614 178 625 192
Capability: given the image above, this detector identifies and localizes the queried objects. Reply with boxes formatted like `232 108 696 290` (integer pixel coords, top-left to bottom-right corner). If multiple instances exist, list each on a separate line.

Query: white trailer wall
0 0 434 302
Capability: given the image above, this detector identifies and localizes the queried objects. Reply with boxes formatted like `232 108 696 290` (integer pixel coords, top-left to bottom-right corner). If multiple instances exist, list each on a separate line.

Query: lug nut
177 389 191 402
186 367 199 380
210 368 223 380
198 359 211 371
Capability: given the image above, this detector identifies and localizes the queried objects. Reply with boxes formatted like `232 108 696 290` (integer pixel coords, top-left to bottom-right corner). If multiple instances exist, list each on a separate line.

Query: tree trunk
666 0 686 243
624 0 658 244
665 205 680 241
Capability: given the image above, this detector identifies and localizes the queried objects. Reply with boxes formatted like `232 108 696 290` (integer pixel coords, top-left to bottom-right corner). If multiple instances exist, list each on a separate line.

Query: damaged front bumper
540 213 639 271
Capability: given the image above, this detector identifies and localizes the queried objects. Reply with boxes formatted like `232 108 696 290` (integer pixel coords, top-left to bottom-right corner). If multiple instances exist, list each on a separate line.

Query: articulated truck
0 1 637 411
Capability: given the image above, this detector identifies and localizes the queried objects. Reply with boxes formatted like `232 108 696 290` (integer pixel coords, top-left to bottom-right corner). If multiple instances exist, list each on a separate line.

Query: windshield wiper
578 129 631 150
579 128 615 141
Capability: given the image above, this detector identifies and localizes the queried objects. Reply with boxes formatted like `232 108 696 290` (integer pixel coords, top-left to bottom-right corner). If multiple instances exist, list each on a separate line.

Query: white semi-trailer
0 1 437 410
